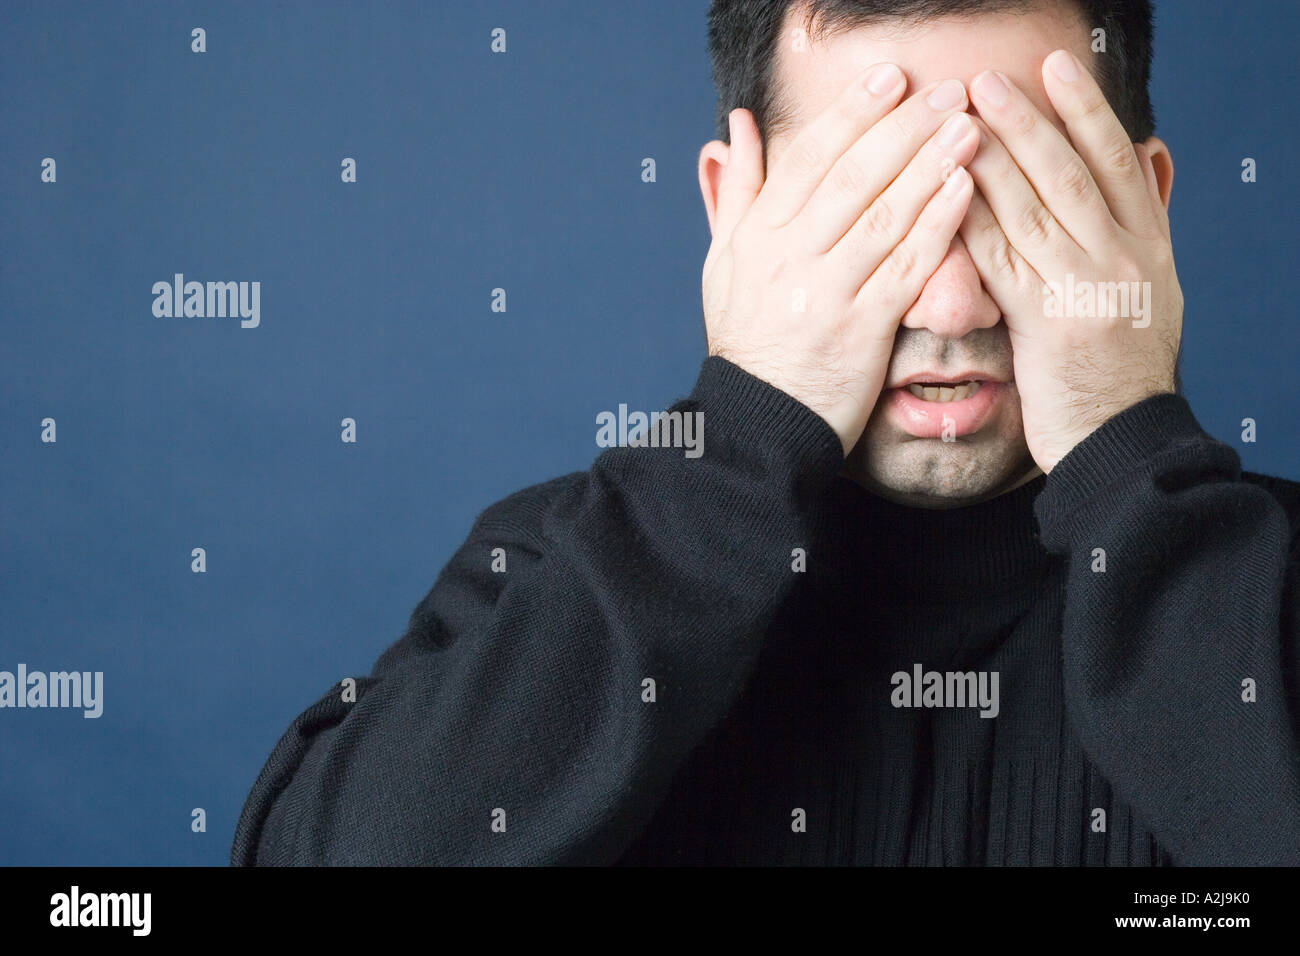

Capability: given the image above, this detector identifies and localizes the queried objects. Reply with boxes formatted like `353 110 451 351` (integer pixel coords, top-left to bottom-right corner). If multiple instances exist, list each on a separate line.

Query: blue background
1 0 1296 865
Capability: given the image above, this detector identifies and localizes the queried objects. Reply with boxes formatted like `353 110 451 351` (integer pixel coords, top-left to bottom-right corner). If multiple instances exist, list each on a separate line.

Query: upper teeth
906 382 981 402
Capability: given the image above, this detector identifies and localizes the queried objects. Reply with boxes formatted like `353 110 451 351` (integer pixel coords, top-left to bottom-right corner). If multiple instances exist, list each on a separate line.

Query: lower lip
884 382 1005 438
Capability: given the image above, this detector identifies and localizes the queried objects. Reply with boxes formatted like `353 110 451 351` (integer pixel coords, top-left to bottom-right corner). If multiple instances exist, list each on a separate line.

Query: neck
816 468 1054 599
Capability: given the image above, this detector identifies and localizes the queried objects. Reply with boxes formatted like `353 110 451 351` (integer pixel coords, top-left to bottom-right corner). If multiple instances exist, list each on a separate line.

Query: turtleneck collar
816 473 1057 601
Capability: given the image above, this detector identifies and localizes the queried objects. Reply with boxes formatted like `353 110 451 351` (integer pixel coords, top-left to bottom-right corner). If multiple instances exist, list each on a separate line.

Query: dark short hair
707 0 1155 147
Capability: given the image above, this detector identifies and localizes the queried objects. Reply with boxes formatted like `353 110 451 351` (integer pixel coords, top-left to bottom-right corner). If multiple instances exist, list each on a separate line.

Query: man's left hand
959 49 1183 473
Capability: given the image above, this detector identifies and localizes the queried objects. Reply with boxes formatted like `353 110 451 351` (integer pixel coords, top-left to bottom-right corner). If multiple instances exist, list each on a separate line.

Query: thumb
714 108 766 248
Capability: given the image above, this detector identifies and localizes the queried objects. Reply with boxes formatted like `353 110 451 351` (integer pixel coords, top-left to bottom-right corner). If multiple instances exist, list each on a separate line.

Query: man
233 0 1300 865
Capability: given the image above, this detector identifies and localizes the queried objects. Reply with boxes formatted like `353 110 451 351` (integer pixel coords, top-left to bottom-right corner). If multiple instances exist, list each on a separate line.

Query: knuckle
1011 108 1037 137
1080 90 1112 121
886 241 919 283
990 235 1021 285
859 198 895 242
1101 136 1139 177
1053 157 1094 203
1014 200 1054 245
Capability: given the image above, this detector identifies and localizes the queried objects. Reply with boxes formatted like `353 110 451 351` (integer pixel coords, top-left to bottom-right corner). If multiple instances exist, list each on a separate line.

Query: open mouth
903 381 983 402
885 376 1005 439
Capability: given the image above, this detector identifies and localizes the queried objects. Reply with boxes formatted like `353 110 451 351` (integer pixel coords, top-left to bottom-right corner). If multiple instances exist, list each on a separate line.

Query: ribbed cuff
684 356 845 487
1034 392 1237 540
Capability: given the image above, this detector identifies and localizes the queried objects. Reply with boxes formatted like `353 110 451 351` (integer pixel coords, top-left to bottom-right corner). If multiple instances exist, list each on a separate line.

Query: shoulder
468 471 588 547
383 471 588 662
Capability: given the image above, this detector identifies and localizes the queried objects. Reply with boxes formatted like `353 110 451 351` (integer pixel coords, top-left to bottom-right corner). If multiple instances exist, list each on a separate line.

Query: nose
898 233 1001 338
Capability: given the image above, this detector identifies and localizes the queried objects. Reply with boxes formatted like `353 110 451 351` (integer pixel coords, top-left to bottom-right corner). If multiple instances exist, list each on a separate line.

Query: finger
1041 49 1162 239
966 116 1082 270
969 69 1116 253
853 165 974 338
957 187 1046 330
753 61 907 229
826 109 978 285
712 108 767 248
795 78 971 251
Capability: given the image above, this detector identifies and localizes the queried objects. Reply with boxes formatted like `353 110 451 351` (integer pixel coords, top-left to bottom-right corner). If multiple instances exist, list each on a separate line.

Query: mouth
883 373 1008 439
901 380 984 403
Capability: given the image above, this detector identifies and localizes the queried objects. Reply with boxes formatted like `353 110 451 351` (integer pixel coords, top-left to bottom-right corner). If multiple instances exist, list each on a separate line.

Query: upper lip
887 371 1007 389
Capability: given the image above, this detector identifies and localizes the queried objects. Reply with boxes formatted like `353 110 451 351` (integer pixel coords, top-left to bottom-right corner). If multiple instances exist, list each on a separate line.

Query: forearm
234 357 844 865
1036 393 1300 865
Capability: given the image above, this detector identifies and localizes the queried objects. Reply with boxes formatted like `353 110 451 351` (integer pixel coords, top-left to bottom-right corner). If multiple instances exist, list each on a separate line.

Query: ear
697 138 732 237
1139 135 1173 210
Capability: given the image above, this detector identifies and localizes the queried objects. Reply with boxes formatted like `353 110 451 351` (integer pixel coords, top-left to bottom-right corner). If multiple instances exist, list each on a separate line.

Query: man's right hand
702 64 978 456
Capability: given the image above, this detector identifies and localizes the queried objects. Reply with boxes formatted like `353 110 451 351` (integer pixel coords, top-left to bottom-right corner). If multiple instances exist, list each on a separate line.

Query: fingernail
938 113 972 148
865 63 903 95
972 71 1008 106
927 79 965 111
1048 50 1080 82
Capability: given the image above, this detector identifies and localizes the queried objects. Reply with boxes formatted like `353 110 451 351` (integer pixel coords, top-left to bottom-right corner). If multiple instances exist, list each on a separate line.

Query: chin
846 425 1039 508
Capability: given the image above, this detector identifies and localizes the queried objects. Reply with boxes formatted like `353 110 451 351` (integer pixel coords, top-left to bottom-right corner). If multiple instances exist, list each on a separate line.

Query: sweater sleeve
1033 393 1300 865
231 356 844 865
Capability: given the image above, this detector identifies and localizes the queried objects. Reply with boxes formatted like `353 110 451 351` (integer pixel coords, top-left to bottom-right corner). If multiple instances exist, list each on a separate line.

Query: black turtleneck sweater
231 357 1300 866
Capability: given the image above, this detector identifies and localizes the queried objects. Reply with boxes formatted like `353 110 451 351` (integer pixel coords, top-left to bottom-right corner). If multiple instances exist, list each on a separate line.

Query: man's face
766 3 1097 507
